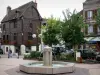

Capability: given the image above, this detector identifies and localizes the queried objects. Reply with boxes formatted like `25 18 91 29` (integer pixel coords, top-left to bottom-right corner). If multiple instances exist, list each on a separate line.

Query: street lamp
32 34 37 51
32 34 36 38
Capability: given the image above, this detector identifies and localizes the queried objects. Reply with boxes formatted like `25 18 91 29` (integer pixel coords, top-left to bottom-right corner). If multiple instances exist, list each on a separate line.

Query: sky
0 0 86 22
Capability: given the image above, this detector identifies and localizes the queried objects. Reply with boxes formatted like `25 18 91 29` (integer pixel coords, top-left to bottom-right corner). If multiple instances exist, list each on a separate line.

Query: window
28 32 32 40
7 35 9 40
14 33 17 40
29 23 32 28
43 23 47 26
87 11 93 19
88 25 93 34
3 35 5 40
14 21 17 28
3 24 5 31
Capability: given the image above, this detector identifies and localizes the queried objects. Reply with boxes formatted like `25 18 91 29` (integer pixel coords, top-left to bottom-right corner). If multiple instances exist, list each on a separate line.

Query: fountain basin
20 61 75 74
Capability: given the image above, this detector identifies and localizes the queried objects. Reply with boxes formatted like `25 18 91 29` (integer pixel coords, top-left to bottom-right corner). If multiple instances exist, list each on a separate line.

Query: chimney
7 6 11 15
34 0 37 8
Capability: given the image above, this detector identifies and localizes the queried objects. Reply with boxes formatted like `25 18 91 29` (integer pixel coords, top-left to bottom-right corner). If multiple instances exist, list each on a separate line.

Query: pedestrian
16 48 19 59
9 49 12 58
8 50 10 58
8 49 12 58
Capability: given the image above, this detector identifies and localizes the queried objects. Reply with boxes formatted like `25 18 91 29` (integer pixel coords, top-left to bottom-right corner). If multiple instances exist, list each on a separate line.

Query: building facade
83 0 100 51
1 1 42 54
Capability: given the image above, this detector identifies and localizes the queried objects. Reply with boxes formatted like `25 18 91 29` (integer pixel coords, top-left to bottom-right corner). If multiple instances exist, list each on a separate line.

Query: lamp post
21 32 23 44
32 34 37 51
38 34 43 51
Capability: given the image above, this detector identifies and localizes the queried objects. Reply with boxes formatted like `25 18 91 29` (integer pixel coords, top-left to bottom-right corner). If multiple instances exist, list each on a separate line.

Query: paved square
0 55 100 75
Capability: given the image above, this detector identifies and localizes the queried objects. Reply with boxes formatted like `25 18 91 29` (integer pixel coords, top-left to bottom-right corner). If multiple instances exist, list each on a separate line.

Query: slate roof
83 0 100 5
1 1 42 23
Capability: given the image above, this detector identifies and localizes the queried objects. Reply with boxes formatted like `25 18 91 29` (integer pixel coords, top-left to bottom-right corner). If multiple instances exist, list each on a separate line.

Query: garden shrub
30 51 42 58
60 53 75 61
24 51 43 59
24 54 31 59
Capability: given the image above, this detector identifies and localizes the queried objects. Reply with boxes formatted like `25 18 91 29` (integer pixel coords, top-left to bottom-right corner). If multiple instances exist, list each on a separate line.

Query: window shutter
93 24 97 34
93 9 97 19
85 27 88 35
85 11 87 20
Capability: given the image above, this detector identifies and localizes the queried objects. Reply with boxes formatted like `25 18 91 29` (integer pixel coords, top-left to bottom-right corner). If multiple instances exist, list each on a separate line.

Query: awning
91 37 100 41
84 37 100 42
84 37 94 41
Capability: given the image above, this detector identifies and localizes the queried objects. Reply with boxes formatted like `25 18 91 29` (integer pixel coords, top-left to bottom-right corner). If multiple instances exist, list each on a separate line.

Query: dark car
52 47 65 56
96 52 100 61
77 49 96 59
0 49 3 54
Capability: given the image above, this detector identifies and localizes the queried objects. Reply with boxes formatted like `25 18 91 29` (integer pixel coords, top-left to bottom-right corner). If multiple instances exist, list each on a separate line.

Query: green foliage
61 9 86 48
24 54 31 59
30 51 42 58
24 51 43 59
42 16 62 46
60 53 76 61
96 8 100 28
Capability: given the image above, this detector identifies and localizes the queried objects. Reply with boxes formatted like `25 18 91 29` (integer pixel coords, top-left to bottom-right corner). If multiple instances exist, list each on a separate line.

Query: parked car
0 49 3 54
77 49 96 59
52 47 65 56
95 52 100 61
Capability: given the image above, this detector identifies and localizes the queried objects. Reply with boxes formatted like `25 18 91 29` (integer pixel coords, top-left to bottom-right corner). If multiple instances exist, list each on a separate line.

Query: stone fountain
20 46 75 74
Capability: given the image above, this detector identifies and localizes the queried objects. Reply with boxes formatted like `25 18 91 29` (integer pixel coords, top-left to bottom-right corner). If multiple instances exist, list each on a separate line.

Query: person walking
16 48 19 59
8 50 10 58
8 49 12 58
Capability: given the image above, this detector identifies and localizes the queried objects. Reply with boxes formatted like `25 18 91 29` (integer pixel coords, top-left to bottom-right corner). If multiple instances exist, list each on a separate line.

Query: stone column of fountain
43 46 52 66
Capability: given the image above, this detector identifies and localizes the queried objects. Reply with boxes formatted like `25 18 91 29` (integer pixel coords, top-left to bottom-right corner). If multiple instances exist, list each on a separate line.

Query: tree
96 8 100 28
61 9 86 50
42 16 61 46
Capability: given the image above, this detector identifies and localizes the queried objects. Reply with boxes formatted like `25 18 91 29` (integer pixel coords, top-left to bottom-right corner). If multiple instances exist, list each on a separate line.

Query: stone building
82 0 100 51
1 1 42 54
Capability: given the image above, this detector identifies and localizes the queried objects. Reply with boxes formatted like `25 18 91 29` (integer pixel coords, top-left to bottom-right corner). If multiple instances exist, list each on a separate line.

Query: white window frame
88 25 93 34
87 11 93 19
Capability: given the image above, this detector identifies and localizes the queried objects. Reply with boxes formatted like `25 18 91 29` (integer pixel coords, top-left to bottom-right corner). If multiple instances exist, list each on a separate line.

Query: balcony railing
85 32 100 37
85 17 96 23
1 40 17 45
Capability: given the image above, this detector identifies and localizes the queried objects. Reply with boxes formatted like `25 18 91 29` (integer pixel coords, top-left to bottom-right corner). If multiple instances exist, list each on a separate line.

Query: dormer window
15 10 20 18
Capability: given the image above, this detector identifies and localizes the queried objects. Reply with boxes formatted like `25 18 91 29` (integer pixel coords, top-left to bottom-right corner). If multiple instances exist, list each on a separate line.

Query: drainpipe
21 16 24 45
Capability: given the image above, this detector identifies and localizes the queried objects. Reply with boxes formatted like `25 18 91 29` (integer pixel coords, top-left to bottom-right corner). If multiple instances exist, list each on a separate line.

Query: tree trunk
73 44 78 59
73 44 78 51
